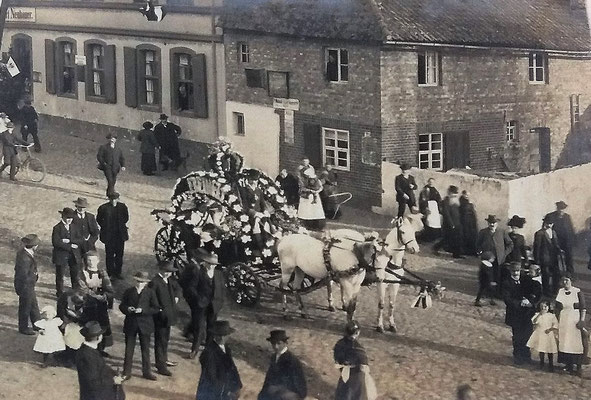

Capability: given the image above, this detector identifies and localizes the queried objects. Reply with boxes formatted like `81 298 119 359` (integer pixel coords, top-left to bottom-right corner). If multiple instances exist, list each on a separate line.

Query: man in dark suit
154 114 182 171
502 262 541 365
96 133 126 197
545 201 575 274
0 121 29 181
149 260 182 376
97 192 129 280
433 185 463 258
185 248 225 359
14 233 41 335
53 207 82 297
276 169 299 207
197 320 242 400
19 98 41 152
120 272 160 381
76 321 124 400
533 215 563 296
477 215 514 294
72 197 100 256
394 163 417 218
258 330 307 400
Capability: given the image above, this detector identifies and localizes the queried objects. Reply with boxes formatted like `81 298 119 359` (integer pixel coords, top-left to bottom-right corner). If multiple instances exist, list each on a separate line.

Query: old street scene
2 0 591 399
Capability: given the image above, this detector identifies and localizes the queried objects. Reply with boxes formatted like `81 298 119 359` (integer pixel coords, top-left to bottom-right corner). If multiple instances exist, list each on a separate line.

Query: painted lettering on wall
6 7 36 22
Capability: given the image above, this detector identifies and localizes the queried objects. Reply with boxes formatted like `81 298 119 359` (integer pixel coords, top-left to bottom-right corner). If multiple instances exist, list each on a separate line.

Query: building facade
2 0 226 144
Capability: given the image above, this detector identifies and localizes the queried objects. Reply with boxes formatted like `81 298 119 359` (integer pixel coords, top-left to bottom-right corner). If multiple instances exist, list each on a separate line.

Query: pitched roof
222 0 591 51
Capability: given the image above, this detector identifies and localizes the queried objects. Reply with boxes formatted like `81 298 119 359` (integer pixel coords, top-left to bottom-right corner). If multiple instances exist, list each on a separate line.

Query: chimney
570 0 586 10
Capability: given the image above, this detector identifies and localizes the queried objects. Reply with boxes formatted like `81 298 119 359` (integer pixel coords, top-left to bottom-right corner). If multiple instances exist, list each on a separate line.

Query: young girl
33 305 66 367
527 301 558 372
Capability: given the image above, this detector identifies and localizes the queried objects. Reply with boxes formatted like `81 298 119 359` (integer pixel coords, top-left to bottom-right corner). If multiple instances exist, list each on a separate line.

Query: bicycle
12 144 46 182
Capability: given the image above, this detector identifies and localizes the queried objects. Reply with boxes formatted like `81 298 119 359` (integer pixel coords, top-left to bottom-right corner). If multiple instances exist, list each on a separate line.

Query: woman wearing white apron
297 169 325 231
555 276 586 376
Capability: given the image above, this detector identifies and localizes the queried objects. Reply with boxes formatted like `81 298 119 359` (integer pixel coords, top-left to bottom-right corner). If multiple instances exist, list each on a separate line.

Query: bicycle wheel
23 157 46 182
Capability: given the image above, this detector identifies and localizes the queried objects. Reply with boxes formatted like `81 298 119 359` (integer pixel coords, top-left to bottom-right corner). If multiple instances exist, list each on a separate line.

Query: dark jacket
507 232 527 264
119 286 160 335
533 228 562 270
239 183 266 213
52 221 82 266
476 228 514 265
546 211 575 250
394 174 417 205
149 274 182 327
258 350 307 400
333 336 369 400
276 173 299 206
14 248 38 296
0 130 28 157
76 343 121 400
20 104 39 132
459 197 478 255
478 260 496 286
502 274 541 327
183 264 225 312
208 151 242 178
72 211 100 253
154 122 182 160
418 185 442 215
97 202 129 244
197 342 242 400
97 144 125 173
57 289 85 324
136 129 159 155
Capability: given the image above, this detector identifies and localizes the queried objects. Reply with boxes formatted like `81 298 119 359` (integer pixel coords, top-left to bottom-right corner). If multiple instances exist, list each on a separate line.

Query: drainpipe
210 0 219 138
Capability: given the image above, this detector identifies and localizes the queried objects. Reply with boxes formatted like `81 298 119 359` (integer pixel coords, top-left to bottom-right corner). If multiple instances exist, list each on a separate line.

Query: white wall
225 101 280 176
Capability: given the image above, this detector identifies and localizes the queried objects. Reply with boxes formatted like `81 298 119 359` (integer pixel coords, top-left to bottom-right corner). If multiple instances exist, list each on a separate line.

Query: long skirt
141 152 157 175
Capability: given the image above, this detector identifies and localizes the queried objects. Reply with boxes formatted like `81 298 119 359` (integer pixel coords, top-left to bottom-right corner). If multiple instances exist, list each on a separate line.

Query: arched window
84 40 116 103
123 44 161 111
169 47 208 118
55 37 77 97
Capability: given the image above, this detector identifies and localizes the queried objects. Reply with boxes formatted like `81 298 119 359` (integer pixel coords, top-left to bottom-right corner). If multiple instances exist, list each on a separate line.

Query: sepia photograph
0 0 591 398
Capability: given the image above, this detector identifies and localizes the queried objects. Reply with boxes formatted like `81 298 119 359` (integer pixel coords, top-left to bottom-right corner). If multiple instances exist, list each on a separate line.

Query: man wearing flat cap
149 260 182 376
533 215 563 296
0 121 30 181
258 329 307 400
14 234 41 335
196 320 242 400
76 321 125 400
477 215 514 295
120 271 160 381
53 207 83 297
72 197 100 257
96 133 126 197
502 262 541 365
545 201 575 274
97 192 129 280
154 114 182 171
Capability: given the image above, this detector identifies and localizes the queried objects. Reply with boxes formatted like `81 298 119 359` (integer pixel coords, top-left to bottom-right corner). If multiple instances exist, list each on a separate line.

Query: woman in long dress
555 275 586 376
297 169 325 231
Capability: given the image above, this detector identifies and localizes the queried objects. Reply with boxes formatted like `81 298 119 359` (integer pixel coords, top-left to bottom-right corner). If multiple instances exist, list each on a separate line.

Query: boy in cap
52 207 82 297
0 120 30 181
14 233 41 334
258 329 307 400
96 133 125 197
154 113 182 171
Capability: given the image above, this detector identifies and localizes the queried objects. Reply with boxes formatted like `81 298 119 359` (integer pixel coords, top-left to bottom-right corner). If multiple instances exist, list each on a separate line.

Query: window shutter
438 53 443 86
170 51 178 110
104 45 117 103
123 47 137 108
544 54 550 84
192 53 208 118
303 123 322 168
84 42 91 97
44 39 56 94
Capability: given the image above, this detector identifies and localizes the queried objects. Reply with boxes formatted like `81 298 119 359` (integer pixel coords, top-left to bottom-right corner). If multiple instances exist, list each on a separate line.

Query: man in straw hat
14 233 41 335
185 248 225 360
0 120 30 181
97 192 129 280
72 197 99 256
120 271 160 381
52 207 83 297
76 321 125 400
196 320 242 400
477 215 514 295
149 260 182 376
154 113 182 171
96 133 126 197
533 214 563 296
546 201 575 274
258 329 307 400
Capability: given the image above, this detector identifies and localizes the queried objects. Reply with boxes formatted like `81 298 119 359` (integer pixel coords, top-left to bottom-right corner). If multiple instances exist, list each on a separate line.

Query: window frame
55 37 78 98
136 44 162 112
267 70 289 98
528 52 546 84
505 120 518 142
170 47 196 116
233 112 245 136
325 48 349 83
238 42 250 63
84 39 108 103
322 127 350 171
418 50 440 87
361 131 379 166
418 133 443 171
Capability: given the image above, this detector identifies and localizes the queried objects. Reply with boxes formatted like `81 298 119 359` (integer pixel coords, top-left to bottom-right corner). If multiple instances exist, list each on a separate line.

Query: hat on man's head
209 320 235 336
107 192 120 200
345 320 360 336
556 201 568 210
508 215 526 228
448 185 459 195
485 215 500 223
246 169 261 181
21 233 40 247
508 261 522 272
543 214 555 224
133 271 151 283
143 121 154 130
158 259 177 272
400 162 411 171
106 133 118 139
85 249 99 258
192 248 218 265
73 197 89 208
59 207 76 218
159 113 169 120
267 329 289 343
80 321 106 341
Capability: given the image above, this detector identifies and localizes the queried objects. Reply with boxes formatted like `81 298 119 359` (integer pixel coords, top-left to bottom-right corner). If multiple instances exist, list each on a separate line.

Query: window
233 112 245 136
418 133 443 170
142 49 158 105
418 51 439 86
571 94 581 124
89 44 104 96
175 53 193 111
361 131 379 165
59 41 76 94
238 43 249 63
84 41 116 103
322 127 350 170
529 53 546 83
245 68 266 88
267 71 289 98
326 48 348 82
505 120 518 142
169 48 208 118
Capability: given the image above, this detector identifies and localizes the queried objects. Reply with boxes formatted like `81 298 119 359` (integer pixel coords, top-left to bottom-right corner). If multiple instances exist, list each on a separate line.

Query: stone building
223 0 591 208
1 0 226 144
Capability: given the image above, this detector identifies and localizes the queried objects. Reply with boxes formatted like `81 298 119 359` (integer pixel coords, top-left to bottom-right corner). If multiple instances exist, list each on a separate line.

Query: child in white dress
527 301 558 372
33 305 66 367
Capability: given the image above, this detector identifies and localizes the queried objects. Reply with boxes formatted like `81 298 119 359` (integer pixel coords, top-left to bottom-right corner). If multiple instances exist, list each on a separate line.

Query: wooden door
443 131 470 170
537 127 551 172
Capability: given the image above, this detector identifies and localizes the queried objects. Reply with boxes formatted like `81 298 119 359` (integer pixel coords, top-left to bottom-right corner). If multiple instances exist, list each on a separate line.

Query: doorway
443 131 470 170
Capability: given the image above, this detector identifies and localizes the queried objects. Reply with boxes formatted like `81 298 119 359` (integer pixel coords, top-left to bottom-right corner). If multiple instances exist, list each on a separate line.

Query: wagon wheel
224 262 262 307
154 226 189 269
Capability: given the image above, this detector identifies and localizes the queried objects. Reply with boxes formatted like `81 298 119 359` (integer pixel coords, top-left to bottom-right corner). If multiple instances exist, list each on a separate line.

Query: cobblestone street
0 127 591 400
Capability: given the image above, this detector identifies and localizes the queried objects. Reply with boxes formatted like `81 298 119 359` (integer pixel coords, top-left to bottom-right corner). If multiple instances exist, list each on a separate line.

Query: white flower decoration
266 239 275 247
213 240 222 248
276 196 286 203
260 178 268 185
240 235 252 243
242 225 251 233
254 257 263 265
244 248 252 256
218 178 227 183
268 187 277 195
262 248 272 257
233 204 242 212
240 215 249 222
222 185 232 193
228 194 238 203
